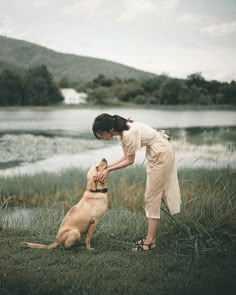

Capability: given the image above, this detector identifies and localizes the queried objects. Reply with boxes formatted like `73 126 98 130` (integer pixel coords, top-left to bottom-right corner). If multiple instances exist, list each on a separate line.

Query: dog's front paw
86 247 95 251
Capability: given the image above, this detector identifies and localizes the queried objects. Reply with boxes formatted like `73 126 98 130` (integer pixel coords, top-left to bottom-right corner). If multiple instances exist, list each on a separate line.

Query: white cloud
1 0 235 81
178 13 214 27
63 0 106 21
118 0 157 22
0 15 14 36
200 20 236 36
179 13 236 37
0 14 32 41
31 0 48 8
118 0 182 23
139 46 236 81
162 0 182 10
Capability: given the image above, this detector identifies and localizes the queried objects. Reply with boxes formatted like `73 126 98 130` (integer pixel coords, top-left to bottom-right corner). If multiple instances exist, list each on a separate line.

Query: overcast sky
1 0 236 81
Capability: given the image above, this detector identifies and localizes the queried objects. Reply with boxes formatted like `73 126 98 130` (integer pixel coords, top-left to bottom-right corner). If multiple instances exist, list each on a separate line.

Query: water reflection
0 126 235 176
0 207 36 229
171 126 236 169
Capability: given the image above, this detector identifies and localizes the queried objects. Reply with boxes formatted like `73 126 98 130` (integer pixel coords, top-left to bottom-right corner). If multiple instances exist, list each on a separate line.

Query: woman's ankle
145 237 156 244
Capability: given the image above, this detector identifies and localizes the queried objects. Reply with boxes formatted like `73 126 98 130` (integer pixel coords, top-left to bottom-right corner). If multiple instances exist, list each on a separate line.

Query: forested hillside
0 36 235 106
0 36 155 82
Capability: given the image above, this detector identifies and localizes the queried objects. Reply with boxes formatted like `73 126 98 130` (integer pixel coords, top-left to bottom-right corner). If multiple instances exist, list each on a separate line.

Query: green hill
0 36 156 82
0 59 26 76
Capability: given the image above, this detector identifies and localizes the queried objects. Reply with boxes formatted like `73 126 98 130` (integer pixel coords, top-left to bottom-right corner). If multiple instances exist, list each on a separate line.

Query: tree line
76 73 236 105
0 65 62 106
0 65 236 106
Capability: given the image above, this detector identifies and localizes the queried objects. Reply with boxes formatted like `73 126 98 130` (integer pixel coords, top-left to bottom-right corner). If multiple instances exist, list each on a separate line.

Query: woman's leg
146 218 158 244
133 218 158 251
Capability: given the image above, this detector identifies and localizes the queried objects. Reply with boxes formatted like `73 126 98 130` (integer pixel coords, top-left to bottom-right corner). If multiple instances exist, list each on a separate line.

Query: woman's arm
108 153 135 172
107 145 127 169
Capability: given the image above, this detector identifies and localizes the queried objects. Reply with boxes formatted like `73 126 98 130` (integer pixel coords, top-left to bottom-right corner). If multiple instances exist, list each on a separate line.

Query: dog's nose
102 158 107 164
102 158 107 168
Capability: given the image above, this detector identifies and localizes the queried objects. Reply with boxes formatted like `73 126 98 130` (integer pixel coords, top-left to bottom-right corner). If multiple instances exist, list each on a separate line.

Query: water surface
1 108 236 132
0 108 235 175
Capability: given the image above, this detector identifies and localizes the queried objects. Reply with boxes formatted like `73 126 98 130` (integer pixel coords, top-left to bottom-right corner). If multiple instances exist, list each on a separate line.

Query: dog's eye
96 166 99 170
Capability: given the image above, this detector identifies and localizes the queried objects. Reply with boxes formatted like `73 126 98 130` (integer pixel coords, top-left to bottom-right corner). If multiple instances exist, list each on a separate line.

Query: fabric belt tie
159 130 170 140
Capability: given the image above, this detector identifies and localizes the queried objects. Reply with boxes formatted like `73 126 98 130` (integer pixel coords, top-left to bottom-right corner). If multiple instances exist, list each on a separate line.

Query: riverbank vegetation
0 166 235 213
1 64 236 106
0 167 235 248
82 73 236 105
0 167 235 294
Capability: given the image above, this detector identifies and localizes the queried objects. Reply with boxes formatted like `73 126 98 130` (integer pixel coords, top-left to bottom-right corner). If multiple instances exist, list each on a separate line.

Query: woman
92 113 181 251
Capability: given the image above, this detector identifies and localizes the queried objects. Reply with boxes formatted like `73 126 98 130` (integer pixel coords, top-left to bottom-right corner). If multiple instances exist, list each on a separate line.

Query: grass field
0 167 235 295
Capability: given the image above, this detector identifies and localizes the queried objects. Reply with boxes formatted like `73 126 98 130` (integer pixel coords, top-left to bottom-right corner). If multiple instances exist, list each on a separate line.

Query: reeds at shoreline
0 166 235 248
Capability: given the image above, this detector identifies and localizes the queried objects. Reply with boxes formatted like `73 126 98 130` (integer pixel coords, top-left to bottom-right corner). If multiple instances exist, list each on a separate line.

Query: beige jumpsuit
120 122 181 219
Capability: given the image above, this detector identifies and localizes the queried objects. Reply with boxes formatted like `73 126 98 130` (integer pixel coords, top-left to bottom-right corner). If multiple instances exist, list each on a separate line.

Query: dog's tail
22 241 59 249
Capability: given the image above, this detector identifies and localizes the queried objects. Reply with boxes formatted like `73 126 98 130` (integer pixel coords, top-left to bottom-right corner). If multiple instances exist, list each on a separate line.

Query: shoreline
0 103 236 111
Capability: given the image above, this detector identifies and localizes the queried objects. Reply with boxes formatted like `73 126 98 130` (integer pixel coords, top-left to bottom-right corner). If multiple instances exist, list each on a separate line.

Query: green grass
0 209 235 295
0 167 235 294
0 168 87 207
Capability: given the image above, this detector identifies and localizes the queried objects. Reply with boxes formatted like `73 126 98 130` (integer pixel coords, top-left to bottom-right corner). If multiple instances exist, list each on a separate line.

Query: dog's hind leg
63 229 81 249
85 218 97 251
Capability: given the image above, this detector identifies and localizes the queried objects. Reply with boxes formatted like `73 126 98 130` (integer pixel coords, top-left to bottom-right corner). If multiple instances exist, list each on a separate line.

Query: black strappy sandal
132 242 156 252
134 238 145 246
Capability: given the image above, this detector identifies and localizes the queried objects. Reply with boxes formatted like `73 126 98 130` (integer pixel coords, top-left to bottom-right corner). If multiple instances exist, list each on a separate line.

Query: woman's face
97 131 113 141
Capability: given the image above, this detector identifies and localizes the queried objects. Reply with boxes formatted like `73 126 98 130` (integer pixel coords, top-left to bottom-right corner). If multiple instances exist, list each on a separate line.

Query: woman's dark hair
92 113 133 139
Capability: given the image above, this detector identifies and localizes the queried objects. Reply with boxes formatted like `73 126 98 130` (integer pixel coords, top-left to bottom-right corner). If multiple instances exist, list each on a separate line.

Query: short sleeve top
118 121 163 155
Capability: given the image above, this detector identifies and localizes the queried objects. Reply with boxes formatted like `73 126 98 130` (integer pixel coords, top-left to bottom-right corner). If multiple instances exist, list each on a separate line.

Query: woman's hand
100 168 109 183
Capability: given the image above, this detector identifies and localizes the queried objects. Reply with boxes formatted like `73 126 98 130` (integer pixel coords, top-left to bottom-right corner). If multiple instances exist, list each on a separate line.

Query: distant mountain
0 36 156 82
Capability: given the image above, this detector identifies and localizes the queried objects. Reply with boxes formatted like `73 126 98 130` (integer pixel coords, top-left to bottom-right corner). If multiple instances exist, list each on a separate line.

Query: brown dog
23 158 108 251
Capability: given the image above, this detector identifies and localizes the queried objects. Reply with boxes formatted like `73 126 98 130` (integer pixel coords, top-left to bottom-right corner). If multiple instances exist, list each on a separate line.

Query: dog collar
90 188 108 193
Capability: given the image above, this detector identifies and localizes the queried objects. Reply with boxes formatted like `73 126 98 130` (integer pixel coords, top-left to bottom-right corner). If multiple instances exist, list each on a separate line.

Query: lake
0 107 236 176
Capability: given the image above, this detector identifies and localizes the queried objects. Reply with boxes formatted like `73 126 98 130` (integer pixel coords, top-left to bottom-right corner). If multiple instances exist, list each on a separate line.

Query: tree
24 65 62 105
0 70 24 105
117 80 144 102
92 74 113 87
189 85 212 104
159 78 182 104
141 77 165 92
219 81 236 104
87 87 116 105
186 72 206 88
133 95 147 104
58 77 70 88
23 74 48 105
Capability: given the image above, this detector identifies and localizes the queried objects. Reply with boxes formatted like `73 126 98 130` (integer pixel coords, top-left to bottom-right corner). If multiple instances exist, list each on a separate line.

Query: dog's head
86 158 108 191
